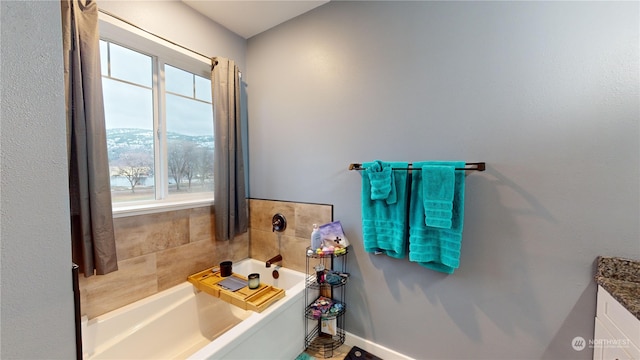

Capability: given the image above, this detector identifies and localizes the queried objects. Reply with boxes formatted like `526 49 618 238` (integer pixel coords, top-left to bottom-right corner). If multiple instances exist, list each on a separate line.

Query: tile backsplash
79 206 248 318
249 199 333 272
79 199 332 319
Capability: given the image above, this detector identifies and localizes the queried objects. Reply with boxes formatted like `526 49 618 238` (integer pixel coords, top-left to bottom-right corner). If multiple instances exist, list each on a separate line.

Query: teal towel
409 161 466 274
422 165 455 229
361 161 409 259
366 160 395 203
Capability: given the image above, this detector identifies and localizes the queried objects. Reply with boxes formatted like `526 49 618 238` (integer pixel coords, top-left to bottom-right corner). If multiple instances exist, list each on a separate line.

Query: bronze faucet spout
266 254 282 268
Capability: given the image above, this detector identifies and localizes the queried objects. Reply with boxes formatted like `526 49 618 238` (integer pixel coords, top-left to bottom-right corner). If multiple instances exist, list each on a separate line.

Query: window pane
109 43 152 87
103 78 155 202
100 40 108 76
166 93 213 196
195 75 211 102
165 65 193 97
100 35 215 207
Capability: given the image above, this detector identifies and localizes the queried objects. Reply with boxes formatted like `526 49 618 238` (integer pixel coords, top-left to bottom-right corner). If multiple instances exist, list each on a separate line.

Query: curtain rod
348 162 486 172
98 9 211 61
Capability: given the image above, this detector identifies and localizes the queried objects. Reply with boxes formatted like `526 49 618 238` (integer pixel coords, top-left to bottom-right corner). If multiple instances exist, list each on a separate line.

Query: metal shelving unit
304 247 348 358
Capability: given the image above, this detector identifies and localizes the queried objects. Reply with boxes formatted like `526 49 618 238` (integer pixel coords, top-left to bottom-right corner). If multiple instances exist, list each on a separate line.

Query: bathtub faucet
266 254 282 268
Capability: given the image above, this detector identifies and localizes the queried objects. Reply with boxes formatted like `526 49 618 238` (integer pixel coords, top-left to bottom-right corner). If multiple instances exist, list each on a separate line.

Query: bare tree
184 153 196 190
168 141 196 191
174 144 213 192
195 148 214 189
116 152 153 193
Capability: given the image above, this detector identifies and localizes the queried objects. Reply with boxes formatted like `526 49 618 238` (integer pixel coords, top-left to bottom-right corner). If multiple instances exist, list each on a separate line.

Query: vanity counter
595 256 640 320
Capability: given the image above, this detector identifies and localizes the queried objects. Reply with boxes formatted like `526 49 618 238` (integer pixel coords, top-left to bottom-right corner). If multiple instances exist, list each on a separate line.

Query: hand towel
361 161 409 259
422 165 455 229
409 161 466 274
366 160 395 203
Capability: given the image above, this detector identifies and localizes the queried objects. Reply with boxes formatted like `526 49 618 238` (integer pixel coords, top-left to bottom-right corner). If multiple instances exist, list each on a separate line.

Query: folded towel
366 160 394 202
361 161 409 258
422 165 455 229
409 161 466 274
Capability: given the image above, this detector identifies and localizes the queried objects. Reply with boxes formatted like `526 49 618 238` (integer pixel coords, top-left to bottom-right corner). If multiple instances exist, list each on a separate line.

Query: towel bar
348 162 485 172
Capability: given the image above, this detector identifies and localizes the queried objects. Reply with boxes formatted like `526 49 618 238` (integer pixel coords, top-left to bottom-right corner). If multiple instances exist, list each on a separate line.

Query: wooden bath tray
188 267 285 313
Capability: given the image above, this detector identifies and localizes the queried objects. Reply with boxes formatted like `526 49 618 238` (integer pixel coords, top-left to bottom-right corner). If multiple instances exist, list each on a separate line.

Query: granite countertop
595 256 640 320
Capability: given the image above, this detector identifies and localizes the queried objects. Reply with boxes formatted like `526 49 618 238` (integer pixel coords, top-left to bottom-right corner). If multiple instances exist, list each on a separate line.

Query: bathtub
82 258 307 360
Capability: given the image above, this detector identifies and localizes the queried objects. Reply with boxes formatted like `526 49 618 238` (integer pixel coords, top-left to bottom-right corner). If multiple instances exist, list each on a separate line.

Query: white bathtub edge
188 280 307 360
344 331 415 360
83 259 307 360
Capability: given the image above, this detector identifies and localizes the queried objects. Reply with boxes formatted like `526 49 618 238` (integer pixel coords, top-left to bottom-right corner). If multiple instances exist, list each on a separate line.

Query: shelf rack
304 247 348 358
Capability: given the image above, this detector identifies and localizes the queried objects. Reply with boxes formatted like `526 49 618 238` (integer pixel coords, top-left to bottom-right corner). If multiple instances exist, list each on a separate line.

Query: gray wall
0 1 246 358
0 1 76 358
1 1 636 359
246 2 639 359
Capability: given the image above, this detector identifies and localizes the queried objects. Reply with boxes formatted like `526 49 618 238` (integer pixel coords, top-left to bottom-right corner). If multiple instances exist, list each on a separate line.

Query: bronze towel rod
348 162 486 172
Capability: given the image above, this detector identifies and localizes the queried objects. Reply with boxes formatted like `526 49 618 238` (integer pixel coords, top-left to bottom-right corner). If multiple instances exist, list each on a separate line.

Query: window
99 16 214 216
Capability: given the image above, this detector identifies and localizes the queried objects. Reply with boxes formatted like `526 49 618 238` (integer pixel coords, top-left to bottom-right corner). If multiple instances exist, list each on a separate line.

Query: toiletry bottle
315 263 325 284
311 224 322 250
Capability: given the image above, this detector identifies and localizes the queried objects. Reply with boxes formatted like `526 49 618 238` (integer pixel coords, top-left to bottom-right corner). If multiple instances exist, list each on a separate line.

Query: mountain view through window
100 40 214 203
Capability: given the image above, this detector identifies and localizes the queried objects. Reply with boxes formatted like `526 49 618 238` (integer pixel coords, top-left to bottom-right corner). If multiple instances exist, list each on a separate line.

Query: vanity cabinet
593 285 640 360
304 247 348 358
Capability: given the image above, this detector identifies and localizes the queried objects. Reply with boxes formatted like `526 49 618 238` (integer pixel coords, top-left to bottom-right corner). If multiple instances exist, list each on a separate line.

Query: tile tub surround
80 200 331 319
79 206 249 319
595 256 640 320
248 199 333 273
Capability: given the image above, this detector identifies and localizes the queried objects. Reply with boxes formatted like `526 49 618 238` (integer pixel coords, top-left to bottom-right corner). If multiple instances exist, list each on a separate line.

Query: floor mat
343 346 383 360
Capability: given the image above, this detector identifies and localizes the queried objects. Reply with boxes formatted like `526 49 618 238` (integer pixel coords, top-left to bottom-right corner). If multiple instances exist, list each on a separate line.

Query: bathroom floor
305 344 352 360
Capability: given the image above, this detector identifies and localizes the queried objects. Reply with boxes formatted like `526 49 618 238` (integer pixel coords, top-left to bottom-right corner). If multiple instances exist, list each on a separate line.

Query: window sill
112 197 214 218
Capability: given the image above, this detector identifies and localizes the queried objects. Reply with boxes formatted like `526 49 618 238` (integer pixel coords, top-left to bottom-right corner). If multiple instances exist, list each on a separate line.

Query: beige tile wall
79 206 248 319
249 199 333 273
79 199 332 319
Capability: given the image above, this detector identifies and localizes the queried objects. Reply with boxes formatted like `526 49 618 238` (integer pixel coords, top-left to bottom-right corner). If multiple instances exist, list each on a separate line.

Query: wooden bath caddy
187 267 285 313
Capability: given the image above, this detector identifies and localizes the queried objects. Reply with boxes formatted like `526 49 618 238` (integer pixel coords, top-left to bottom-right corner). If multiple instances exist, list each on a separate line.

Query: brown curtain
211 57 248 241
61 0 117 276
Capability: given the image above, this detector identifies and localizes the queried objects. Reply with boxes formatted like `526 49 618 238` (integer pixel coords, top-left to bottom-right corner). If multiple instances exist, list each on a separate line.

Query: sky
101 40 213 137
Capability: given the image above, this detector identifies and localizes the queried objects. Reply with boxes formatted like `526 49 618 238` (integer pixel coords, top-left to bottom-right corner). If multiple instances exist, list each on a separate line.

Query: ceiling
181 0 329 39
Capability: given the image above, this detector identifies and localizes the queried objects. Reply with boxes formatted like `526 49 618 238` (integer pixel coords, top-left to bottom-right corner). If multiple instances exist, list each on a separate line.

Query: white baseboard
344 331 415 360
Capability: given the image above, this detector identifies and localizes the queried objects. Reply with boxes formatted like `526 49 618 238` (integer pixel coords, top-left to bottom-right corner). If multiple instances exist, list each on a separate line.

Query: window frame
99 12 214 218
